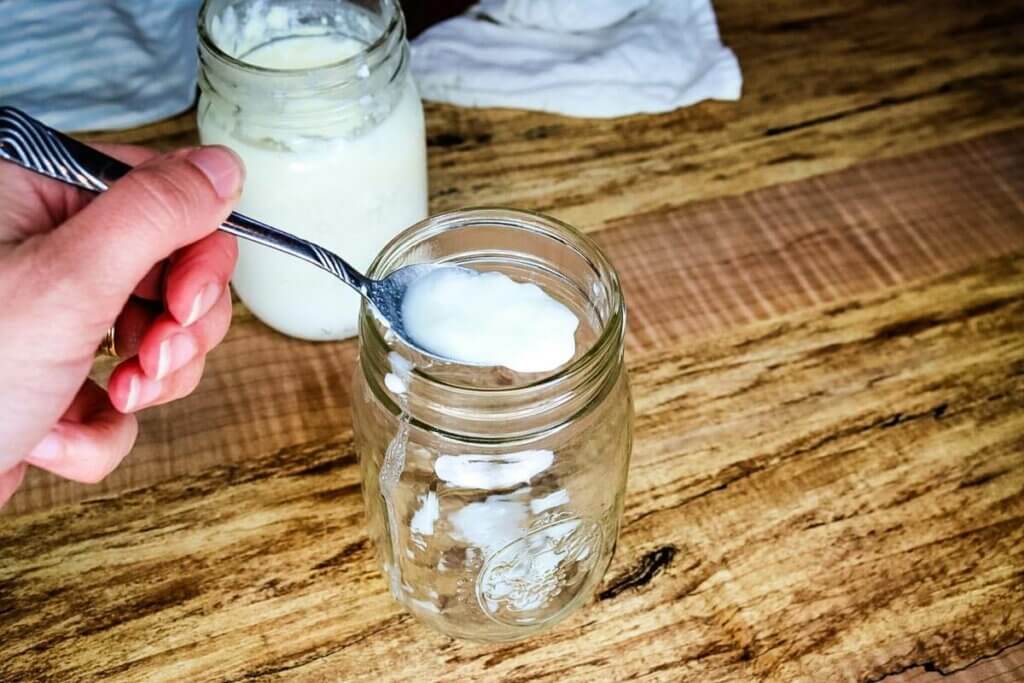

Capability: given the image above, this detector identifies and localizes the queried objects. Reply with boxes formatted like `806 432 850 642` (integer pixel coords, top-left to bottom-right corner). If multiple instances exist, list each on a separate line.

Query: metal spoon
0 105 457 355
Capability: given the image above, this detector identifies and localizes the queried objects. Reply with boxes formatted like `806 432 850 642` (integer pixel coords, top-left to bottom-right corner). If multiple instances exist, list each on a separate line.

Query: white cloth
0 0 201 132
411 0 742 118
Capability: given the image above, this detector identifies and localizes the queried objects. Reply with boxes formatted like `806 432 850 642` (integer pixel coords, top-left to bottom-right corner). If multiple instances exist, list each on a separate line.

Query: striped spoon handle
0 106 373 297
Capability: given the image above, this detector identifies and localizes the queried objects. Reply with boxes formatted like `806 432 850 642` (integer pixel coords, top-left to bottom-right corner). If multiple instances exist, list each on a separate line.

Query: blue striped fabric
0 0 202 132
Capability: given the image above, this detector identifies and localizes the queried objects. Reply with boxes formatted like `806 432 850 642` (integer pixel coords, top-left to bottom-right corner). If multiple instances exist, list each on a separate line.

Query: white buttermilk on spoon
400 267 579 374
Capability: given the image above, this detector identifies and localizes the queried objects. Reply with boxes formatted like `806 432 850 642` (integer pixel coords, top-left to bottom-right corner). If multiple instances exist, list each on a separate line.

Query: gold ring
96 325 118 358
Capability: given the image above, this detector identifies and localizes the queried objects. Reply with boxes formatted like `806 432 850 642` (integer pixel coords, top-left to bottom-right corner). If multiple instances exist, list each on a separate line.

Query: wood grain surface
81 0 1024 231
3 0 1023 680
2 249 1022 682
12 126 1022 515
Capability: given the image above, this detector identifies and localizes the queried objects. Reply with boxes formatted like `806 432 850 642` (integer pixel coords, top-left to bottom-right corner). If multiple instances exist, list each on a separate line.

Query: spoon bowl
363 262 446 341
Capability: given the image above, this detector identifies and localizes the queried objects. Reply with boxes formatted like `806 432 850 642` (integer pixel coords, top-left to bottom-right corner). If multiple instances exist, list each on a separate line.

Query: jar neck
358 209 628 443
197 0 408 129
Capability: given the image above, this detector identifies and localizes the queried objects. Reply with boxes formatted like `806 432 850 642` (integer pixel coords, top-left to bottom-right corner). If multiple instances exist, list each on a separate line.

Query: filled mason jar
197 0 428 340
352 209 633 642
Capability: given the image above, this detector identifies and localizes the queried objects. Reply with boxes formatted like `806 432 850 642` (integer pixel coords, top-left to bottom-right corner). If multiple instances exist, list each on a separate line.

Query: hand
0 144 244 506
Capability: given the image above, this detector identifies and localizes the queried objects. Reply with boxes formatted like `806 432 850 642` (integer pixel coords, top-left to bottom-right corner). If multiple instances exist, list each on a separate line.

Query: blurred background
402 0 474 37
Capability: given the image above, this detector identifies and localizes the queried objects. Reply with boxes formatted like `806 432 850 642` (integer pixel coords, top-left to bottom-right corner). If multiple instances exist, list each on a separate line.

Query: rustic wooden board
2 250 1021 682
9 127 1021 515
20 0 1016 515
18 0 1016 512
606 128 1024 353
3 0 1023 679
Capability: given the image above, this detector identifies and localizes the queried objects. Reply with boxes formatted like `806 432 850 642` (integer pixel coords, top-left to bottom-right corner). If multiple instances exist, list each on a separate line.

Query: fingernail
124 373 162 412
185 282 221 327
156 334 197 381
124 374 140 412
186 146 244 199
28 431 65 464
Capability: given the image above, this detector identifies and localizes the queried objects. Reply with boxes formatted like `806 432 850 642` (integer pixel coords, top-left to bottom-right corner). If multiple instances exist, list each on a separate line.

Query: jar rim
197 0 402 78
361 208 627 398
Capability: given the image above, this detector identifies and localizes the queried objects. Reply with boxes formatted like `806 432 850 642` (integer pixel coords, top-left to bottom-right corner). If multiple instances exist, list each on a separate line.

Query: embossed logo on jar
476 517 603 626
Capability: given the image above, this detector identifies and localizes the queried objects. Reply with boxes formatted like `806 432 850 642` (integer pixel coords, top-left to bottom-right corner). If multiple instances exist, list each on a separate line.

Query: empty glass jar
352 209 633 641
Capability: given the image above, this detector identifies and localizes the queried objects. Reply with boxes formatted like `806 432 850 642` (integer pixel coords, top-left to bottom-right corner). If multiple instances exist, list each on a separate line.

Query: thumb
33 145 243 337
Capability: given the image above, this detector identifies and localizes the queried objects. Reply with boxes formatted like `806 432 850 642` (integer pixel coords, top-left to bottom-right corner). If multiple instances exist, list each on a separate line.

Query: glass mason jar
197 0 428 341
352 209 633 642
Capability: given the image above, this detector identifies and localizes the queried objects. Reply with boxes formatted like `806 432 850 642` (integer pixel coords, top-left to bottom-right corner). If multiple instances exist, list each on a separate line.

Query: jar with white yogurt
197 0 427 340
352 209 633 642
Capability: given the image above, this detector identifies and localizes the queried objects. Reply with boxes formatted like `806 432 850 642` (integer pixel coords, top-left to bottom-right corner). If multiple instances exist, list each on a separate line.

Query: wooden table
3 1 1022 680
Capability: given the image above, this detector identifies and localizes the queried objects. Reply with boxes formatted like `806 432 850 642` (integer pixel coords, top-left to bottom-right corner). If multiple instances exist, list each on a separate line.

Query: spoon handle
0 106 372 297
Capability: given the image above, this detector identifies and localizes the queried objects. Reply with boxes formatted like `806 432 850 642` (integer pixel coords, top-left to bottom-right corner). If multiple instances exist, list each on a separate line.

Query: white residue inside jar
435 450 554 489
242 34 365 69
379 351 414 599
209 1 375 67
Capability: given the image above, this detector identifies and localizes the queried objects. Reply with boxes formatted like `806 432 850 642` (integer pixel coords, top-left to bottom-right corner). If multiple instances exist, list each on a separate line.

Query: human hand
0 144 244 506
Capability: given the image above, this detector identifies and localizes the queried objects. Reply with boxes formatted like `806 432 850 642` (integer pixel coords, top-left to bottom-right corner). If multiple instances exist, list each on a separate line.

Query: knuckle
214 234 238 267
172 359 207 400
122 166 197 233
204 299 232 349
189 233 237 273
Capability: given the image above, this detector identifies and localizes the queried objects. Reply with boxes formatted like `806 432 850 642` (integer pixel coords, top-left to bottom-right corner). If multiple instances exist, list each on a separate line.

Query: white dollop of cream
435 450 553 490
406 596 441 614
530 488 569 514
409 490 439 538
449 495 529 555
384 351 414 395
401 268 579 373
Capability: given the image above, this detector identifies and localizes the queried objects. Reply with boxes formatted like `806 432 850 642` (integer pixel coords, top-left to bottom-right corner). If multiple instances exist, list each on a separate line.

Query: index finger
32 146 243 338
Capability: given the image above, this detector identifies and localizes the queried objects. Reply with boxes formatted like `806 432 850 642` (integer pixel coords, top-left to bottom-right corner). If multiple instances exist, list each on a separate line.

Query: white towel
0 0 201 132
411 0 742 118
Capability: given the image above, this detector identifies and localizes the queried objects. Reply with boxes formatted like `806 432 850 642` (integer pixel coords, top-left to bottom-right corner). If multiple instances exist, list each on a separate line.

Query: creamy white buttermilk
199 4 427 340
400 268 580 373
